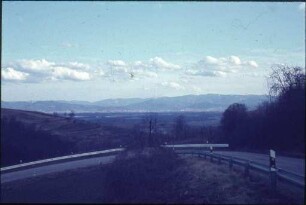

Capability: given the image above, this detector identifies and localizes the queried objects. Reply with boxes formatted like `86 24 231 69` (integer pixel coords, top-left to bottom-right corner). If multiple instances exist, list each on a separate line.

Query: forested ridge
220 65 305 152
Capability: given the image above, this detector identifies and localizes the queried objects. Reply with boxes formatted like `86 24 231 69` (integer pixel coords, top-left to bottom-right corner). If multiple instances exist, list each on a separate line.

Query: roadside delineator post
269 149 277 192
209 146 213 162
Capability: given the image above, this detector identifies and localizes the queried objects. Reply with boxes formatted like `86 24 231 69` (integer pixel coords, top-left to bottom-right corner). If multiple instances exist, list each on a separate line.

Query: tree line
220 65 305 152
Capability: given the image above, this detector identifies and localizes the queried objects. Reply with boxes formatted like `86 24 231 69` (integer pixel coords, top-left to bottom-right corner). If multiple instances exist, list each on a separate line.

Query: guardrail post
244 161 250 177
229 157 233 170
270 170 277 192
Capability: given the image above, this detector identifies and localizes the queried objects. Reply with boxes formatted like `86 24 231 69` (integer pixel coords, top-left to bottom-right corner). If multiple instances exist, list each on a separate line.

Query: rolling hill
1 94 268 113
1 108 130 166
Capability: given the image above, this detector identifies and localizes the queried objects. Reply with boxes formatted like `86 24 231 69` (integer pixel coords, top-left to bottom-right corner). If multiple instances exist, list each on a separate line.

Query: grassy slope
2 108 107 141
1 148 303 204
1 108 129 150
1 108 131 166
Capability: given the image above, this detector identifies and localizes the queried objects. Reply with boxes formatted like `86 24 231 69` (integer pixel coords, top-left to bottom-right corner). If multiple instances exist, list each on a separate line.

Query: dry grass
1 149 304 204
1 108 107 141
176 157 303 204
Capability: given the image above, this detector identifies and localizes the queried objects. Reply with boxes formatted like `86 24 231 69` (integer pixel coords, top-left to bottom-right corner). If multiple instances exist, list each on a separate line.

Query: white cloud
192 70 227 77
133 61 147 68
104 60 130 80
4 55 259 83
149 57 181 70
186 69 198 75
97 70 105 76
185 55 258 77
2 67 29 81
67 62 90 70
105 58 177 80
51 66 91 81
214 71 227 77
299 3 305 11
105 57 180 76
18 59 55 73
144 71 158 78
229 56 241 65
107 60 127 67
161 81 185 90
204 56 220 64
113 66 128 73
5 59 92 82
132 69 158 78
247 61 258 68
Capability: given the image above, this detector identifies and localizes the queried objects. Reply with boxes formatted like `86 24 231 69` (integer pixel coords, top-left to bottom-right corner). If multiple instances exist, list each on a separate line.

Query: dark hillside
1 108 130 166
1 118 72 166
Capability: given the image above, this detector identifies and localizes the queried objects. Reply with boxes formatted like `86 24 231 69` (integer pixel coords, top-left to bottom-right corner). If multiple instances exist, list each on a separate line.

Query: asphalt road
214 151 305 176
1 155 116 183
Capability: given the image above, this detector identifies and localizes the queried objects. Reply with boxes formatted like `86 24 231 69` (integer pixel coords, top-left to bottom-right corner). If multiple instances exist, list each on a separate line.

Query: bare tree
268 65 305 98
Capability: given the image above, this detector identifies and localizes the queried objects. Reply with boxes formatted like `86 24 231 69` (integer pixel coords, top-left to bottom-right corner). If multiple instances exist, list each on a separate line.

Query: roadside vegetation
1 148 303 204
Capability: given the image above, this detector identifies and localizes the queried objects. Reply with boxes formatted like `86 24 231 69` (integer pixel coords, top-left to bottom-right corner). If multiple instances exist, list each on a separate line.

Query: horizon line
1 93 269 103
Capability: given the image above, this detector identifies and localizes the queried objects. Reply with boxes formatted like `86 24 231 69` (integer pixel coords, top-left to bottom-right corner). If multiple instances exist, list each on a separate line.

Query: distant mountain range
1 94 269 113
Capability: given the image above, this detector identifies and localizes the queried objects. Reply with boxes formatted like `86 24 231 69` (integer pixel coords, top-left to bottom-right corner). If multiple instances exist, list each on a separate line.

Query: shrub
102 148 182 203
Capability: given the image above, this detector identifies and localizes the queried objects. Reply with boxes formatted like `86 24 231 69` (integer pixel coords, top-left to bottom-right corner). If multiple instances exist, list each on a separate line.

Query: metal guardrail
277 168 304 179
277 172 304 188
1 145 303 190
162 144 229 148
249 162 270 173
174 149 304 189
1 148 125 173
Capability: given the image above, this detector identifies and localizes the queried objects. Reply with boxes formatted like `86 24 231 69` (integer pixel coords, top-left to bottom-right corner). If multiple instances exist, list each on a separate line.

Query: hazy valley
2 94 268 113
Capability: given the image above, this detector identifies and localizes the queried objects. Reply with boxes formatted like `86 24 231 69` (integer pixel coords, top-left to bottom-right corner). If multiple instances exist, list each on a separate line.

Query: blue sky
2 1 305 101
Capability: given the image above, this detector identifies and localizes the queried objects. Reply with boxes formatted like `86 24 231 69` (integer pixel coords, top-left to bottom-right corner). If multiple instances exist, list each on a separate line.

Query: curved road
1 150 304 184
214 151 305 176
1 155 116 183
